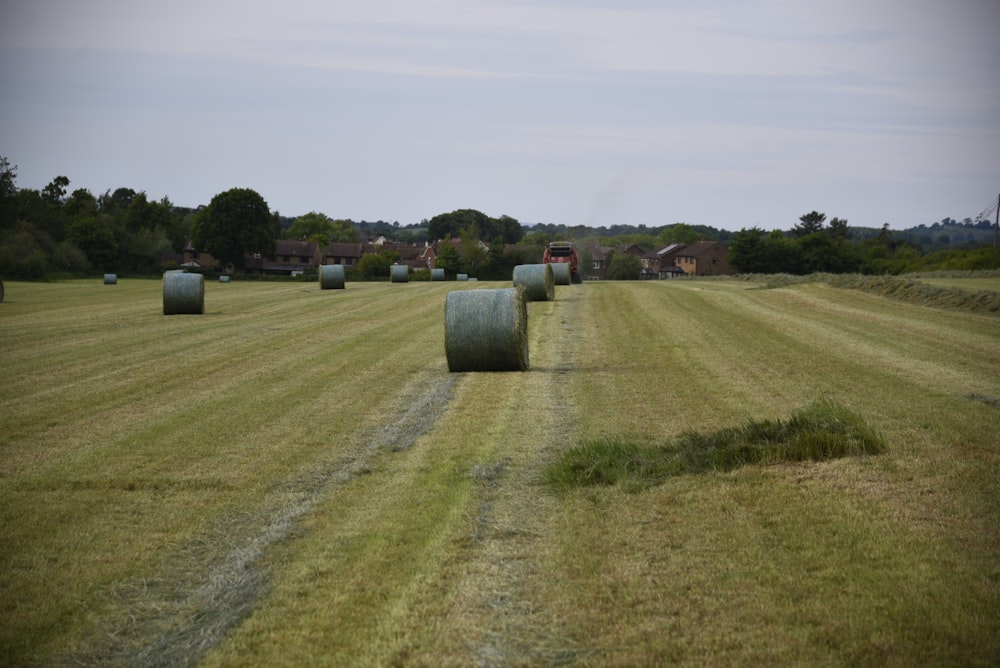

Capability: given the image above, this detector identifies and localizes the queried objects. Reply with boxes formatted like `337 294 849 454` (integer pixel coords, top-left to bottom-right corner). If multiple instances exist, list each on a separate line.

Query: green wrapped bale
103 273 118 285
219 275 231 283
445 287 528 372
390 264 409 283
549 262 571 285
163 272 204 315
457 274 469 281
431 268 445 281
512 263 554 301
319 264 346 290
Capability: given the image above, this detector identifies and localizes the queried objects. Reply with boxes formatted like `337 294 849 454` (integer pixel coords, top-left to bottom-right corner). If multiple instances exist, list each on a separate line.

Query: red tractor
542 241 582 284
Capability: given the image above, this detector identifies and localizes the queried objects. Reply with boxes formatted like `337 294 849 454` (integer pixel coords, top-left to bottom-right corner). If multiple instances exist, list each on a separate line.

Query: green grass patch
546 400 885 489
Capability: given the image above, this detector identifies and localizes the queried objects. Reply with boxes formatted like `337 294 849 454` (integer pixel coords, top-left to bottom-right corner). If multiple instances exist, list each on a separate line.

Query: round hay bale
512 263 555 301
549 262 571 285
219 275 231 283
319 264 345 290
457 273 469 281
445 287 528 372
431 268 445 281
163 272 204 315
103 273 118 285
390 264 409 283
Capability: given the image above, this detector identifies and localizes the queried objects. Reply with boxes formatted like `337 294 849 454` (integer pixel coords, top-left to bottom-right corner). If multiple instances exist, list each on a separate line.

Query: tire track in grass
64 369 459 667
446 286 596 665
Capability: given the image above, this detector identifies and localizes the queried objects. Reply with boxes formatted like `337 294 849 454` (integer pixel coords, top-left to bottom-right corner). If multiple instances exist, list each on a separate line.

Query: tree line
1 156 995 279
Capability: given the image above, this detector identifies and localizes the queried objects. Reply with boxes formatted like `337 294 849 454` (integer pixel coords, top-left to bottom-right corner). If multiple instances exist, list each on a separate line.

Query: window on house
282 255 291 262
593 261 600 269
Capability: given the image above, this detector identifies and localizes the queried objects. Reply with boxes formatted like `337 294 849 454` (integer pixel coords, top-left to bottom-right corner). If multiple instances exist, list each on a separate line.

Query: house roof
275 239 318 256
656 243 687 256
324 242 363 258
678 241 724 257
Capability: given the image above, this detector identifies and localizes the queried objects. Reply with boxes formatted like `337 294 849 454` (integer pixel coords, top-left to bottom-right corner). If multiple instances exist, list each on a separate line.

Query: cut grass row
0 279 459 662
1 277 998 664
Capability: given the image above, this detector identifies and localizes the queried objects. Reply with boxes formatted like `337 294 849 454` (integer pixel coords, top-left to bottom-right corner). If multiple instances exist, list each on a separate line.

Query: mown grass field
1 276 998 666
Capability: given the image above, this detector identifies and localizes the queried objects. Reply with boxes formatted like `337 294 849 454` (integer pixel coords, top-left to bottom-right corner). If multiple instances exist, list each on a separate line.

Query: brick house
675 241 733 276
648 243 687 279
245 239 320 275
323 242 364 269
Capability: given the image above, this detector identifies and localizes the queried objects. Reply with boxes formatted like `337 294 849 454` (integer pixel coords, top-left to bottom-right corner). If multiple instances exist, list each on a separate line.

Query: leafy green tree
41 176 70 204
828 217 849 240
67 216 118 271
356 250 400 279
427 209 522 245
763 230 803 273
192 188 276 271
459 225 488 275
0 157 18 229
0 227 49 278
792 211 826 238
797 232 860 273
64 189 99 220
433 243 461 275
605 253 642 279
657 222 701 245
728 227 768 273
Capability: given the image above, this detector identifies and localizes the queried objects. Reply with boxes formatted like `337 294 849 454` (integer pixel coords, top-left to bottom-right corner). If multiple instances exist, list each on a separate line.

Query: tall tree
192 188 276 271
828 217 849 240
0 156 18 229
793 211 826 238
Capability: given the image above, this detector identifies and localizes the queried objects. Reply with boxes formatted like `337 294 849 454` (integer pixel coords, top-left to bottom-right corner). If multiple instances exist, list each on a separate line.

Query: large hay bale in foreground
390 265 409 283
512 263 555 301
319 264 346 290
431 268 445 281
163 272 204 315
103 273 118 285
549 262 571 285
445 287 528 372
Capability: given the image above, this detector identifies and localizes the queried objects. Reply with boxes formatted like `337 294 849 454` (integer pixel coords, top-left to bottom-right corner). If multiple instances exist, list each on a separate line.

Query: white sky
1 0 998 230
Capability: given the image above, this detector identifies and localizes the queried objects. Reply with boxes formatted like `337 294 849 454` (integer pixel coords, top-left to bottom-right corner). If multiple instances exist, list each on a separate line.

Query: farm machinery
542 241 582 284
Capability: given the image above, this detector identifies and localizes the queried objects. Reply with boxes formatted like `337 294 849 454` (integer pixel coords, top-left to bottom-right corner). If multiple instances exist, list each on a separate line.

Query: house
245 239 320 275
584 243 647 280
649 243 688 279
323 242 364 269
674 241 733 276
364 242 427 270
584 245 610 280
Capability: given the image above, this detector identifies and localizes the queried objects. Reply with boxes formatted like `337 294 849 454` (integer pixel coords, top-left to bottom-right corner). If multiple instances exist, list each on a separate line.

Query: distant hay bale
549 262 571 285
457 274 469 281
431 268 445 281
103 273 118 285
219 275 231 283
319 264 345 290
513 263 555 301
445 287 528 372
390 265 409 283
163 272 204 315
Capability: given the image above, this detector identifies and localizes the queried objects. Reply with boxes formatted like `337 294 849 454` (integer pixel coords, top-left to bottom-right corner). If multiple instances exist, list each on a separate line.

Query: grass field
1 276 998 665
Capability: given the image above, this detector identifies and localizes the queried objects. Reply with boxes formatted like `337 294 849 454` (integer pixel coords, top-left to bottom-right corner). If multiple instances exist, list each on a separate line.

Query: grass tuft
546 400 885 490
